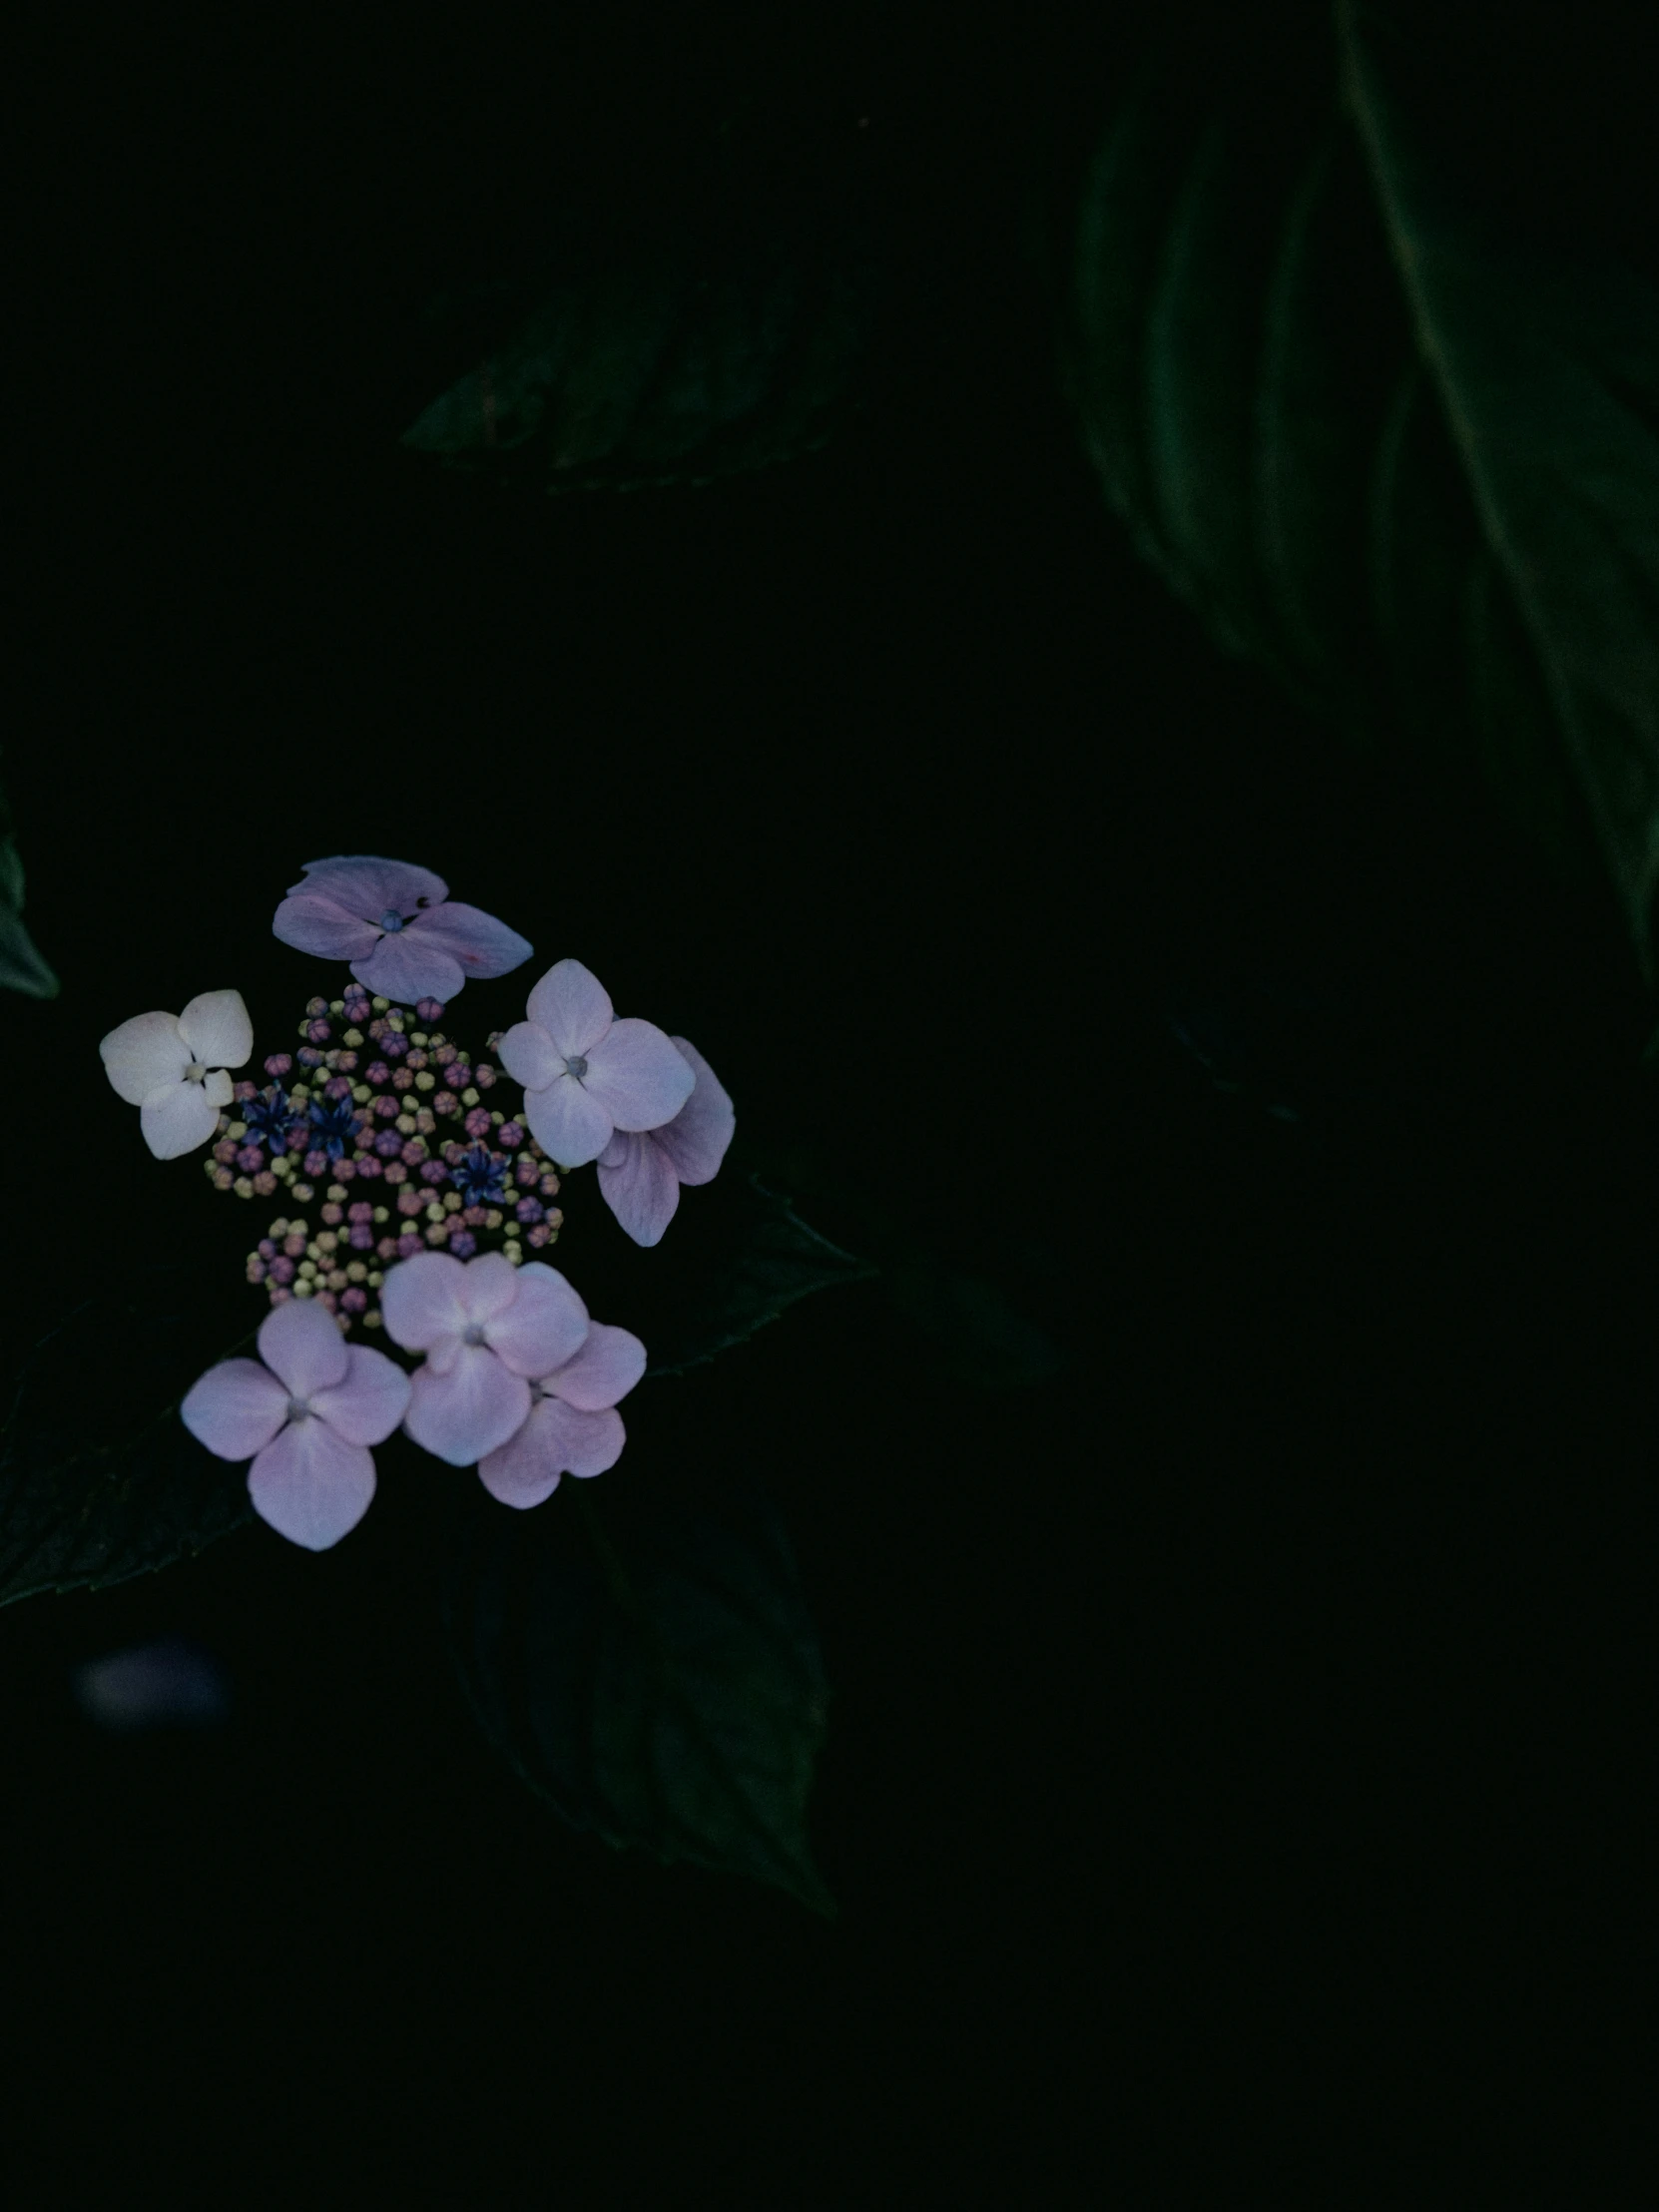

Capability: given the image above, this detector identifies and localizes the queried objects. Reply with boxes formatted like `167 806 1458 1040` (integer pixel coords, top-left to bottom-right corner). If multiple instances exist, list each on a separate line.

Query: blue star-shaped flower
243 1086 293 1154
451 1145 508 1206
307 1093 363 1160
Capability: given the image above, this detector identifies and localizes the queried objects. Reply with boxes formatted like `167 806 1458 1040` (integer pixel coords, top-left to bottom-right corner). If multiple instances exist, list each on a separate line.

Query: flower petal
477 1396 625 1506
379 1252 470 1350
595 1130 681 1247
404 1343 530 1465
521 1074 614 1170
545 1321 647 1410
203 1068 235 1109
484 1264 589 1378
406 902 534 980
177 989 253 1070
524 958 613 1057
581 1018 697 1133
653 1038 736 1185
258 1296 351 1396
248 1419 377 1550
140 1080 222 1159
271 890 384 960
100 1011 188 1105
453 1250 523 1327
288 855 449 913
497 1019 562 1093
352 931 466 1007
181 1358 289 1461
309 1344 412 1445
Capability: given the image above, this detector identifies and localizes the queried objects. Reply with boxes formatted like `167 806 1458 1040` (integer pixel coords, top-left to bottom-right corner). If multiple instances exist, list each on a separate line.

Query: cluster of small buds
217 992 562 1335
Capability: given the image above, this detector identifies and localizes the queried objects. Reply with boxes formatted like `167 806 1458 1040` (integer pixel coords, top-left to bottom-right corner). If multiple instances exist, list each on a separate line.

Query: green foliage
444 1475 834 1915
401 176 878 494
742 1145 1066 1390
0 768 57 999
1056 2 1659 981
0 1268 255 1609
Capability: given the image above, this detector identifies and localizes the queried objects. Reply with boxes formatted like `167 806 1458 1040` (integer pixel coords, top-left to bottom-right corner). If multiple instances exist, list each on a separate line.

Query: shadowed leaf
1056 4 1659 977
0 1268 255 1608
402 174 878 494
444 1475 833 1914
0 771 57 999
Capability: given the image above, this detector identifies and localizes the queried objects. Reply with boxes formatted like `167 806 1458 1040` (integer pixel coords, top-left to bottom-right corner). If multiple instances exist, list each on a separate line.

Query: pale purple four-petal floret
379 1251 645 1507
182 1298 411 1550
597 1034 736 1247
273 855 533 1006
498 956 696 1170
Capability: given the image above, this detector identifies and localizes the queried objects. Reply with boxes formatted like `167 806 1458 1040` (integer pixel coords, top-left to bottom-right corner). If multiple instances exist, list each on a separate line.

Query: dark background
3 5 1654 2200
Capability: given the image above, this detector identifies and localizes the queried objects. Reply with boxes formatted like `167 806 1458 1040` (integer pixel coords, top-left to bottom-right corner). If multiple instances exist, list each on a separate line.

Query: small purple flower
181 1298 410 1550
498 958 695 1171
477 1303 646 1510
273 856 533 1005
381 1252 590 1466
596 1037 735 1247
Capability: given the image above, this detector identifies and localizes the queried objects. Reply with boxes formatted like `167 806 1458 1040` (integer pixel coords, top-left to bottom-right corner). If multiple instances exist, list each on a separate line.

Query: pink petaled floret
181 1298 410 1551
496 959 695 1173
380 1252 590 1469
476 1305 648 1511
272 856 533 1006
595 1036 735 1248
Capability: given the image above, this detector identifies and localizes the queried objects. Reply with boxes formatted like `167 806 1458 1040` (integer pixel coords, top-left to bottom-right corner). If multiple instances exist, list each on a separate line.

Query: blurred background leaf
0 766 58 999
0 1267 255 1609
400 109 881 494
444 1471 833 1915
1049 0 1659 985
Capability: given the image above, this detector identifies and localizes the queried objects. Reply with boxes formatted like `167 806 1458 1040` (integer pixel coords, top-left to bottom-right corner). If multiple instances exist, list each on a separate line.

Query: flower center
463 1323 488 1347
379 909 405 932
185 1061 208 1082
286 1394 312 1421
564 1054 589 1080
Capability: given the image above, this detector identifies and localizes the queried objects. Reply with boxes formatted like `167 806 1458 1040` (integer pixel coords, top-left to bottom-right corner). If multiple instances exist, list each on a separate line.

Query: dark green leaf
443 1475 833 1915
1339 0 1659 974
1057 6 1659 976
582 1169 876 1381
877 1253 1066 1389
0 770 57 999
737 1145 1066 1389
0 1267 255 1609
401 182 878 494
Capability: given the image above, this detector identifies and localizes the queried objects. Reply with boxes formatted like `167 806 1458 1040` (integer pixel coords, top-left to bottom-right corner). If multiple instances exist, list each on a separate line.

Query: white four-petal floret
100 989 254 1159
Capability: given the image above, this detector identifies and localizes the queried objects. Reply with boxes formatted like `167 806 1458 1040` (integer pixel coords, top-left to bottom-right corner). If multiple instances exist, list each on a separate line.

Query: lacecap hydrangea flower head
107 859 734 1550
